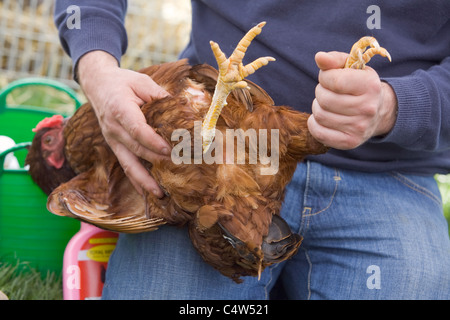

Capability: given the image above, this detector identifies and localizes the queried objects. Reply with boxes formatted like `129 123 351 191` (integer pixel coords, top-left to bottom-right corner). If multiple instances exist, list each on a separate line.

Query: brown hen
26 23 389 282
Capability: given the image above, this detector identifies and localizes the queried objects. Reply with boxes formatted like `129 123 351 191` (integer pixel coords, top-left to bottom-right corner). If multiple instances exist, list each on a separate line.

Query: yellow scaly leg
202 21 275 153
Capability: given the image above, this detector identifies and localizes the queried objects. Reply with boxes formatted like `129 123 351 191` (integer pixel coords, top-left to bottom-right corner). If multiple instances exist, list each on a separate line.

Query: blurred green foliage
436 174 450 236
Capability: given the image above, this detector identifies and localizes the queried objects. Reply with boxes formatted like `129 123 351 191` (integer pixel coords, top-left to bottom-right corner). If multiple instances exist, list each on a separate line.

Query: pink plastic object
63 222 119 300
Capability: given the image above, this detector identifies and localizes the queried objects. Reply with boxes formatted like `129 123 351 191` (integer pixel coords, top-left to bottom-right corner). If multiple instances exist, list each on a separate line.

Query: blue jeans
102 161 450 299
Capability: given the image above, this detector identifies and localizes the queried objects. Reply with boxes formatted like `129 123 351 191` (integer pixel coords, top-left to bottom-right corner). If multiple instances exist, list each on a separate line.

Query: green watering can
0 78 82 274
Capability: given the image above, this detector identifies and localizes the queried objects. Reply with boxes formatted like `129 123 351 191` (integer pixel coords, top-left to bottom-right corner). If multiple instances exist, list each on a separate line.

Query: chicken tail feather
261 215 302 264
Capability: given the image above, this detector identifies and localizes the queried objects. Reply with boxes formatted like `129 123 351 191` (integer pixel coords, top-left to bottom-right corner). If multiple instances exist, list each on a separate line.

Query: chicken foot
344 36 391 69
202 21 275 153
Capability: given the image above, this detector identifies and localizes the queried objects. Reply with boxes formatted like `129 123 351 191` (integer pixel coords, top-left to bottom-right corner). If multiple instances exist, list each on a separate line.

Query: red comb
32 115 64 132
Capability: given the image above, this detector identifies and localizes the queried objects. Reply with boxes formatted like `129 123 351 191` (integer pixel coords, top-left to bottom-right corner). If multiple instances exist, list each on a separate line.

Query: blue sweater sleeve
54 0 128 74
378 56 450 152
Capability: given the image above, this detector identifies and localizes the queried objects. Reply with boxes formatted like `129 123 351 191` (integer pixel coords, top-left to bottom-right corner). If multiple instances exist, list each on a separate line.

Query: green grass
0 260 63 300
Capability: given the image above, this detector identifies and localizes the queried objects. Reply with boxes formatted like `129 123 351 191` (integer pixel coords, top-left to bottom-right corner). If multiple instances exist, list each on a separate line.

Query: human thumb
133 73 170 103
315 51 349 71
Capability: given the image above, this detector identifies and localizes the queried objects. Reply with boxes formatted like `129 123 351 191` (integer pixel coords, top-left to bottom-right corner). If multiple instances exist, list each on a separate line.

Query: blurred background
0 0 191 95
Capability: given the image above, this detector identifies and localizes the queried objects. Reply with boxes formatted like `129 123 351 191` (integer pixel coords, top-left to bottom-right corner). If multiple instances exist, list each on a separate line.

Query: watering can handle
0 78 82 112
0 142 32 177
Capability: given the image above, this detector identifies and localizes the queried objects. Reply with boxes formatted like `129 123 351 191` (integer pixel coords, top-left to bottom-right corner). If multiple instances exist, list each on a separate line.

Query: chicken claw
344 36 391 69
202 22 276 153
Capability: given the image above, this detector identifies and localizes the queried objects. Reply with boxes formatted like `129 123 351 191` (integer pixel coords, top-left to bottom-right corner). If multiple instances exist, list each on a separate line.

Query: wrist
77 51 119 88
375 81 398 137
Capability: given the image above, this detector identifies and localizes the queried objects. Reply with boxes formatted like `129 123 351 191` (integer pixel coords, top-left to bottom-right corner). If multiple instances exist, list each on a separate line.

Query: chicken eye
44 135 54 145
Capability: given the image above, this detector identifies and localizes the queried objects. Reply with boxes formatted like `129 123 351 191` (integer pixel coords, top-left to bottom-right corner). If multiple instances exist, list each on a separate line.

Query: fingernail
161 147 170 155
152 189 163 198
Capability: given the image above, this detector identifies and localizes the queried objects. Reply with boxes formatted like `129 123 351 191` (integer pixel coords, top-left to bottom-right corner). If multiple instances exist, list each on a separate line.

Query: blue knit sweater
54 0 450 175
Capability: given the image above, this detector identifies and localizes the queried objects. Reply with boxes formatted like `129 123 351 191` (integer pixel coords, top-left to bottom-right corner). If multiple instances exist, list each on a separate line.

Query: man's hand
77 50 171 197
308 51 398 150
